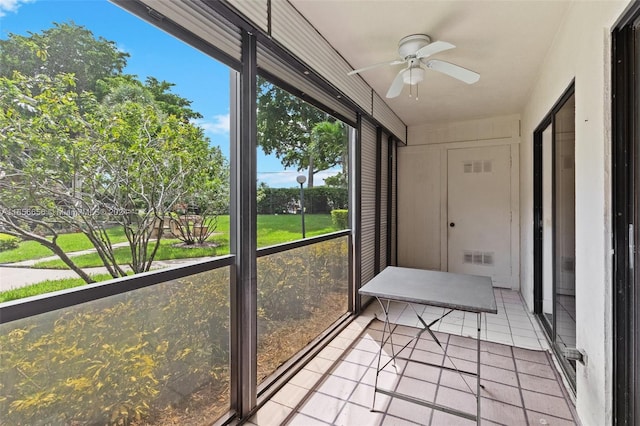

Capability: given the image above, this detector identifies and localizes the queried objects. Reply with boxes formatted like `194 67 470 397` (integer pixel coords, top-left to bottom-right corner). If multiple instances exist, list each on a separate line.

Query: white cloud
197 113 230 135
257 171 300 188
258 168 341 188
0 0 33 17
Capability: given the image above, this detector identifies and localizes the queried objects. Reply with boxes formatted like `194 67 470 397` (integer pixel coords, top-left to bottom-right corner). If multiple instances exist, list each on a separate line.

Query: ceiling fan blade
348 59 405 76
425 59 480 84
416 40 455 59
386 68 406 98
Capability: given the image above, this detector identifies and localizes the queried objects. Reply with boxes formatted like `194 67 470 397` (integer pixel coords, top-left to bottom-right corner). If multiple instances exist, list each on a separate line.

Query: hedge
257 187 348 214
0 234 19 252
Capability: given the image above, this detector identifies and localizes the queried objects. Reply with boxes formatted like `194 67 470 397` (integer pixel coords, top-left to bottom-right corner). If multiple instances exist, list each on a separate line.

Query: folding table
359 266 498 424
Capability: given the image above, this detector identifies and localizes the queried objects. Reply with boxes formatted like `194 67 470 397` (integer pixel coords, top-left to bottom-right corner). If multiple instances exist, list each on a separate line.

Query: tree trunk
46 242 96 284
308 155 314 188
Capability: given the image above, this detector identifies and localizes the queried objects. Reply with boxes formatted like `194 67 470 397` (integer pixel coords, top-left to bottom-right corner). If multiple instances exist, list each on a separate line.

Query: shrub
0 238 350 425
331 210 349 230
257 237 348 322
0 234 19 252
0 268 231 425
0 239 349 425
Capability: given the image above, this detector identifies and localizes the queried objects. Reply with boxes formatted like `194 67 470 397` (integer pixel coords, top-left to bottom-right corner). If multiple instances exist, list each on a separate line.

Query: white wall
519 2 631 425
397 142 442 269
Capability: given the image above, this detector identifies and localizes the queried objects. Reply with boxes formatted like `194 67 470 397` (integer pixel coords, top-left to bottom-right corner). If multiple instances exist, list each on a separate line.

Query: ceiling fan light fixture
402 67 425 85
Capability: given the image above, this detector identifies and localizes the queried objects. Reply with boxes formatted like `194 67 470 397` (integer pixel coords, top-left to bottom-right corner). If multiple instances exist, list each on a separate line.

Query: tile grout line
511 345 531 426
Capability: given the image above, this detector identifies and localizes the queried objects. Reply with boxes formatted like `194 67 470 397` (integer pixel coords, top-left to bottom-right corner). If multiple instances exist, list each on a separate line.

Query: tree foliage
145 76 202 121
0 23 229 281
256 77 347 187
0 22 129 95
96 75 203 121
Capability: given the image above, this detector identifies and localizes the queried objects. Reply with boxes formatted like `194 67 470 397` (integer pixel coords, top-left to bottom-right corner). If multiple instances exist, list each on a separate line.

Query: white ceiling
289 0 572 127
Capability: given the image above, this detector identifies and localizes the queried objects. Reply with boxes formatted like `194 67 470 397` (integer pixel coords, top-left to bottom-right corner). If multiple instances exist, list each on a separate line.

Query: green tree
311 120 348 187
88 81 222 273
145 76 202 121
0 73 98 283
323 173 347 188
0 23 229 281
0 72 228 280
0 21 128 95
96 75 203 121
256 77 347 187
169 145 229 245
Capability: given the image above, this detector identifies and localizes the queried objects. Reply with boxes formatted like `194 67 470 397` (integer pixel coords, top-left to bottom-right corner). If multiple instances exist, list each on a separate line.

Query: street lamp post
296 175 306 238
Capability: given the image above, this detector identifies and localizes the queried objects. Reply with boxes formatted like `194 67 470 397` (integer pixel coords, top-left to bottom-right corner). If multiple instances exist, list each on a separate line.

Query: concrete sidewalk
6 241 131 267
0 256 217 293
0 266 115 293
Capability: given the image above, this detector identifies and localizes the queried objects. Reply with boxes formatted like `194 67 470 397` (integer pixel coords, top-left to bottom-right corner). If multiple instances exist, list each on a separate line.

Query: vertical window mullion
232 29 258 418
354 114 363 311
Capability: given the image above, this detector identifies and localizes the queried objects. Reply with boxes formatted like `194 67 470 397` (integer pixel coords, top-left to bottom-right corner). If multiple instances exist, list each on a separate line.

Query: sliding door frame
533 81 576 390
612 3 640 424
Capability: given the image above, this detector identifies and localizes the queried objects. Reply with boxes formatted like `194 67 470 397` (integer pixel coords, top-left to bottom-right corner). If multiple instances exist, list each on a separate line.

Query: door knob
449 222 455 227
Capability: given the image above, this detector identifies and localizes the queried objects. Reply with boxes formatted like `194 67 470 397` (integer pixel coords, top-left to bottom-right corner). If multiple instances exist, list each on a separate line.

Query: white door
447 145 512 287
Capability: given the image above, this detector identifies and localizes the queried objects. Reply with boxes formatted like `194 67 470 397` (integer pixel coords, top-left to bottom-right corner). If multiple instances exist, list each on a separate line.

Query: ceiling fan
348 34 480 99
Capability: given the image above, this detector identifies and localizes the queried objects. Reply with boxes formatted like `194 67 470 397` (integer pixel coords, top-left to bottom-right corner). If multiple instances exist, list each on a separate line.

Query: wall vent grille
463 251 495 266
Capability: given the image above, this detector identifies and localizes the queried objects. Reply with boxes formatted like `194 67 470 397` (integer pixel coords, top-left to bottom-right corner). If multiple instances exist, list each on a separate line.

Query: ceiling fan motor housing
398 34 431 59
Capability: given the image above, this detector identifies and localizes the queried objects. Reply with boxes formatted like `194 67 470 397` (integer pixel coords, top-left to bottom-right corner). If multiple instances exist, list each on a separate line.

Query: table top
359 266 498 314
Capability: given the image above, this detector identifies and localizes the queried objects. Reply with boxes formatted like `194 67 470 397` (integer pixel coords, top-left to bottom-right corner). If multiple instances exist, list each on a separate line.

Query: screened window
0 1 233 422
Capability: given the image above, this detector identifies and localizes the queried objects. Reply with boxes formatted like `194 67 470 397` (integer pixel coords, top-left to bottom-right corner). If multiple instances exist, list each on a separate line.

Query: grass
0 227 128 264
257 214 335 247
25 214 336 269
0 274 114 303
0 213 344 301
32 238 228 269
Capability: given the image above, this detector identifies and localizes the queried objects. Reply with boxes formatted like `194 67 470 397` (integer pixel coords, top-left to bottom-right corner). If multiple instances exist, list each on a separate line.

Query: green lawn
257 214 335 247
0 274 114 303
0 227 128 264
32 237 228 269
21 214 337 269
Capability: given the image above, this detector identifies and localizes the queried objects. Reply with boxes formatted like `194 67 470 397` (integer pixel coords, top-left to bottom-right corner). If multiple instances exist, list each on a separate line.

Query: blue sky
0 0 340 187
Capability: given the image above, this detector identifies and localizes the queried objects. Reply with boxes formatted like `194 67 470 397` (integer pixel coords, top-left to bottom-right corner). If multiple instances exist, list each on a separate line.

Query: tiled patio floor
249 290 578 426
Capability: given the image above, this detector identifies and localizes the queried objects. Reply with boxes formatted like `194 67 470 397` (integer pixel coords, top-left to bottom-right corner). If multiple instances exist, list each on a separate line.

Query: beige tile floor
248 289 577 426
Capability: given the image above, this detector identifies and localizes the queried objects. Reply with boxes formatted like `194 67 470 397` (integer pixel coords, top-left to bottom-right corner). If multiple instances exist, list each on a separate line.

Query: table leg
372 297 392 411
